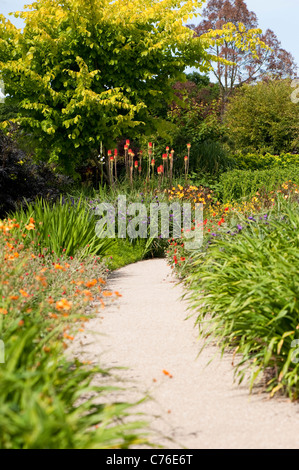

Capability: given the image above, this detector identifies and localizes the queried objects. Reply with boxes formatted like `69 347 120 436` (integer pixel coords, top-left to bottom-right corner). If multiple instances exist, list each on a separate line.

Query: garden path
70 258 299 449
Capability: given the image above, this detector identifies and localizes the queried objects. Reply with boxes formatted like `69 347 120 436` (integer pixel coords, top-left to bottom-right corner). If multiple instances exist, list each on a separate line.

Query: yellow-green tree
0 0 267 173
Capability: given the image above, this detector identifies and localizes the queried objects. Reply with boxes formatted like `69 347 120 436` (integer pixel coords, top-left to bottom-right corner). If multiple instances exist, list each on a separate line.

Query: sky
1 0 299 77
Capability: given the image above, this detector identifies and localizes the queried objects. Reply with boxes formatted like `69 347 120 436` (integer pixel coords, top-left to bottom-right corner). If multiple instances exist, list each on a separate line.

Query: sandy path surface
69 258 299 449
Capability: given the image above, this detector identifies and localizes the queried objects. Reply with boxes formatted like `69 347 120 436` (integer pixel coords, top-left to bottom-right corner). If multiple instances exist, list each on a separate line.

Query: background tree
223 78 299 154
189 0 297 103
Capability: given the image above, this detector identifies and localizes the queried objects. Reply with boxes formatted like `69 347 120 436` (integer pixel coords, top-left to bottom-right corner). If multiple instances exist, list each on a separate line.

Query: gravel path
69 258 299 449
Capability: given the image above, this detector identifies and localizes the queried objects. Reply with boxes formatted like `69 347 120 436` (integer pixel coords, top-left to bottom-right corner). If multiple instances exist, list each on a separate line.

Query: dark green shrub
0 132 72 217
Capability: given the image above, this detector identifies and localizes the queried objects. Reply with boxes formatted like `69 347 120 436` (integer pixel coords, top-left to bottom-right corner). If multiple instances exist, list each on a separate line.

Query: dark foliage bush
0 132 73 217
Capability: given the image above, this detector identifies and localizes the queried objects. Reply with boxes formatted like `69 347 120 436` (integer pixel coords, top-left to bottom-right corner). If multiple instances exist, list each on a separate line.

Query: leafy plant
188 198 299 398
11 197 114 259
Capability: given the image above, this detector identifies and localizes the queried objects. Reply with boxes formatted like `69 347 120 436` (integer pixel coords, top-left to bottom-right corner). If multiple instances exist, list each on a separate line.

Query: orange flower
19 289 30 298
0 308 8 315
162 369 173 378
54 264 65 270
85 279 97 288
9 295 19 300
82 289 92 297
55 299 72 311
63 332 74 341
114 291 122 297
102 291 112 297
48 313 58 319
25 222 35 231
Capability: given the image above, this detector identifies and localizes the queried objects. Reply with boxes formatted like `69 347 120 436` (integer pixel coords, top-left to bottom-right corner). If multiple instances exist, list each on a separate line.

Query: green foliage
11 197 114 259
218 165 299 201
105 237 164 270
188 199 299 398
0 325 146 449
224 79 299 154
189 140 235 175
231 151 299 171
